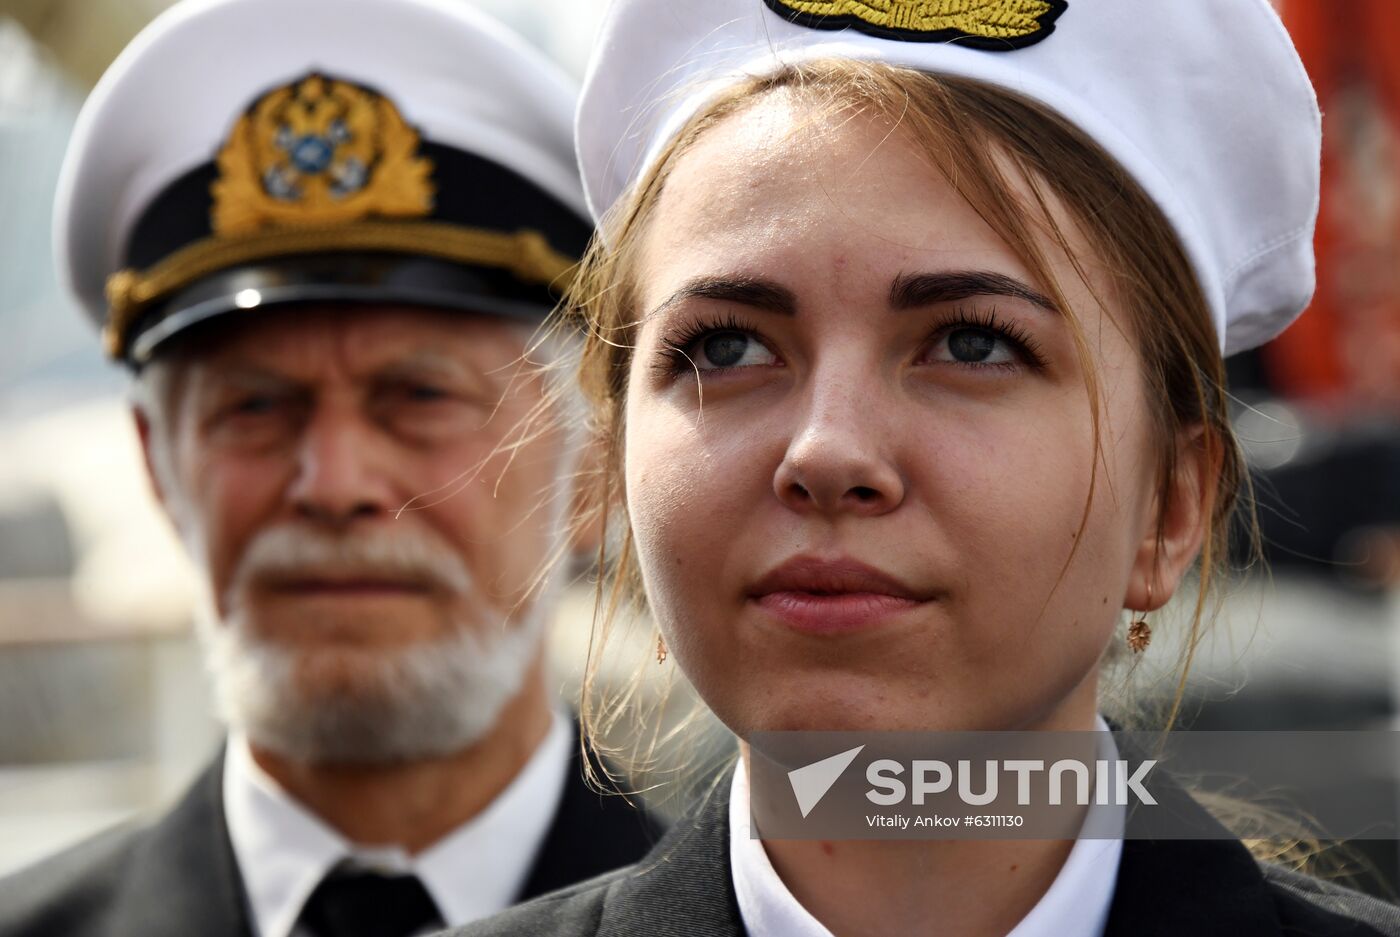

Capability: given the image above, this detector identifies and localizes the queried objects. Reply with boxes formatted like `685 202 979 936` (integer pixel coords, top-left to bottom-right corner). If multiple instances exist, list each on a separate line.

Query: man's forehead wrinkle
203 317 444 379
203 363 301 390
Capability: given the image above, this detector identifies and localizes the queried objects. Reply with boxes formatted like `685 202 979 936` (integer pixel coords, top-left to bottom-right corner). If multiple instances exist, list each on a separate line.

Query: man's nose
772 377 906 518
287 405 394 527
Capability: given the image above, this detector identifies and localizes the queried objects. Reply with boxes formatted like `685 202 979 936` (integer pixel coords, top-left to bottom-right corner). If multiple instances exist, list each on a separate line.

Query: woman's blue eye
703 333 747 367
949 328 997 362
934 326 1018 366
692 331 776 370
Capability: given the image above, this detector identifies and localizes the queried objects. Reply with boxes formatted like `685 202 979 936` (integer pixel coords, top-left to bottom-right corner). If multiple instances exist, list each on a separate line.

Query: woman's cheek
933 419 1098 611
624 410 711 606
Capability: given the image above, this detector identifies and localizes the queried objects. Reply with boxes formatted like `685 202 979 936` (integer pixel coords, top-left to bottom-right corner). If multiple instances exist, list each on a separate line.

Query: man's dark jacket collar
0 729 663 937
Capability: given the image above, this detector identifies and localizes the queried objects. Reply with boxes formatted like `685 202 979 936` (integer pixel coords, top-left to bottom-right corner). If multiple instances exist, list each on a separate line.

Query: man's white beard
192 525 557 765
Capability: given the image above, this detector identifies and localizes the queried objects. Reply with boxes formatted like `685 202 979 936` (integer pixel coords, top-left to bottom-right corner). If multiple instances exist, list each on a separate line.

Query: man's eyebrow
889 270 1059 314
202 364 298 391
376 350 472 378
376 350 497 391
648 275 799 320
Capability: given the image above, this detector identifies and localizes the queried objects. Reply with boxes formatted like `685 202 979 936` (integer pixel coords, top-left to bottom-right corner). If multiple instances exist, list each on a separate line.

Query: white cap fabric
576 0 1322 355
56 0 586 351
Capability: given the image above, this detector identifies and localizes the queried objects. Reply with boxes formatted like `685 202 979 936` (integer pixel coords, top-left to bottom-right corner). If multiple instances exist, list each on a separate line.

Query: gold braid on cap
763 0 1066 45
103 73 577 359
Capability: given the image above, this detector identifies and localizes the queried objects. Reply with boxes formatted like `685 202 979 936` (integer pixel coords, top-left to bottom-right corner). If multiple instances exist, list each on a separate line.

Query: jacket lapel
106 751 253 937
596 773 744 937
1103 769 1283 937
99 726 664 935
584 761 1287 937
518 723 667 901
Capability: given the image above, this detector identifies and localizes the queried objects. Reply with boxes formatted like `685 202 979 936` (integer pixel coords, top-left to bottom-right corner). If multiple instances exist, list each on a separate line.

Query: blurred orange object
1274 0 1400 413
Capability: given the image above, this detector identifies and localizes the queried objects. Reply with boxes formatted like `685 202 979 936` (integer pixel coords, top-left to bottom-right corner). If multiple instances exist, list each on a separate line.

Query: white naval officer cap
577 0 1322 356
57 0 589 366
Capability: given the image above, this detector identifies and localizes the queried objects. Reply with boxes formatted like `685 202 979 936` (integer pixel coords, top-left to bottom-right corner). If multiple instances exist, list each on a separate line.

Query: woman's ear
1126 423 1220 611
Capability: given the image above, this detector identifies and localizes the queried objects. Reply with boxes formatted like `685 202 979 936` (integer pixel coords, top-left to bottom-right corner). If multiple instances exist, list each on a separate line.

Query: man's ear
132 404 171 513
1125 423 1221 611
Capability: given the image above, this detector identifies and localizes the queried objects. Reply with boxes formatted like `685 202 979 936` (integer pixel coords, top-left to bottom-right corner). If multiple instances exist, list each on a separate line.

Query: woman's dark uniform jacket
447 768 1400 937
0 737 664 937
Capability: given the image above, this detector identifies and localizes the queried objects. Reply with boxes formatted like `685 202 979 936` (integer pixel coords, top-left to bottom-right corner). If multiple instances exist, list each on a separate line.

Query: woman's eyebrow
889 270 1058 314
647 275 798 320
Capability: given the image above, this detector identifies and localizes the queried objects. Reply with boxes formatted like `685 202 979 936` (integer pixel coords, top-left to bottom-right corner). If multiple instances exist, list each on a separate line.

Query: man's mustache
231 525 475 597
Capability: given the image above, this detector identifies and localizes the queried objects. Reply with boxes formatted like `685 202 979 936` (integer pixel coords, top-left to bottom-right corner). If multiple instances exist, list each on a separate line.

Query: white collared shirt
730 718 1126 937
223 711 572 937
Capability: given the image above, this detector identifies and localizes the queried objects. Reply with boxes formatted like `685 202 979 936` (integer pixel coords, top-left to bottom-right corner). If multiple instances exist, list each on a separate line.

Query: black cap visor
128 251 557 365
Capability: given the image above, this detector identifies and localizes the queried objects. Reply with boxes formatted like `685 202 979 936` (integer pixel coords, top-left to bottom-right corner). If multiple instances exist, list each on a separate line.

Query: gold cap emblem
212 73 435 235
763 0 1066 48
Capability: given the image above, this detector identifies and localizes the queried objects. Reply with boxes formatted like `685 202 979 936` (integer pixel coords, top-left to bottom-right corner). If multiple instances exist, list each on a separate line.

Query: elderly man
0 1 660 936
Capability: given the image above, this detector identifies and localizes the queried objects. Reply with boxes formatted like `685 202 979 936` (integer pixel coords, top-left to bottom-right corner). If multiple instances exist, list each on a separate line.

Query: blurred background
0 0 1398 897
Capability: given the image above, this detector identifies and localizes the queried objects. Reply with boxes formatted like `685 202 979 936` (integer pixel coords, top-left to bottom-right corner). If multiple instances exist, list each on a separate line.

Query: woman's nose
772 390 905 517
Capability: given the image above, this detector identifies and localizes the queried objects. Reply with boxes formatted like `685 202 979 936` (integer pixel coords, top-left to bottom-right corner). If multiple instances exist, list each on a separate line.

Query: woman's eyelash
654 312 763 376
928 306 1048 370
651 306 1047 378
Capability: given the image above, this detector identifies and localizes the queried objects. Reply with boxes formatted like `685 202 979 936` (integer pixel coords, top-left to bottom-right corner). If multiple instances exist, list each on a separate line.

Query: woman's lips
752 590 925 633
748 556 934 634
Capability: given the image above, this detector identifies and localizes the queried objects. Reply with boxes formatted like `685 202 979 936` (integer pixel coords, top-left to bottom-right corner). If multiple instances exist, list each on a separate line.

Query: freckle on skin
1102 596 1108 604
821 841 835 857
1009 864 1019 872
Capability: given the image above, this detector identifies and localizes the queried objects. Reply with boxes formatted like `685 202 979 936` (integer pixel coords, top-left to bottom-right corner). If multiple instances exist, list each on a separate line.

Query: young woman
454 0 1400 934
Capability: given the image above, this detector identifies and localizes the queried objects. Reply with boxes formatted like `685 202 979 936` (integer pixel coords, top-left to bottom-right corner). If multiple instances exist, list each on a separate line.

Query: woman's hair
555 58 1258 784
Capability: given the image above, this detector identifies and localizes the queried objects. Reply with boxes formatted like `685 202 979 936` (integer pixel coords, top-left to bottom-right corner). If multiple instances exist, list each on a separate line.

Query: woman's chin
724 685 958 737
719 674 1049 737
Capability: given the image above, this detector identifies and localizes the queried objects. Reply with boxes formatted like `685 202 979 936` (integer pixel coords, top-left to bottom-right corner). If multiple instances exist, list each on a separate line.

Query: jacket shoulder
1264 863 1400 936
0 754 246 937
518 746 667 901
454 770 740 937
0 821 144 937
450 864 636 937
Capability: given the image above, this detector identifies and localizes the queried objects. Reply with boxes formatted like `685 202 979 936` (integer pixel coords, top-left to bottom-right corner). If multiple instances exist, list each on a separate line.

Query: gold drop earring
656 633 668 664
1127 582 1153 653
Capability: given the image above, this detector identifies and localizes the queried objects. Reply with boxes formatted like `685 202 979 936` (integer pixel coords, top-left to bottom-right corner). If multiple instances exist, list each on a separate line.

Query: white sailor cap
57 0 589 365
577 0 1321 355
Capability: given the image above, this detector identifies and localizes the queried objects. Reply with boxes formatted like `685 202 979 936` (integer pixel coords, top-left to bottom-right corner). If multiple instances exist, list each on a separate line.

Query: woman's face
624 91 1165 736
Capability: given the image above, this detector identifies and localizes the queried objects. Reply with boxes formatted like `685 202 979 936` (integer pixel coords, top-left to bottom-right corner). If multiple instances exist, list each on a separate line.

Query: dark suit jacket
447 769 1400 937
0 742 664 937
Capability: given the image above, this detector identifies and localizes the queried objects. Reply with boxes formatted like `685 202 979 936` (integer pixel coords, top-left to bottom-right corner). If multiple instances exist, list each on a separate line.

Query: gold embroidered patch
763 0 1066 49
211 73 434 235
